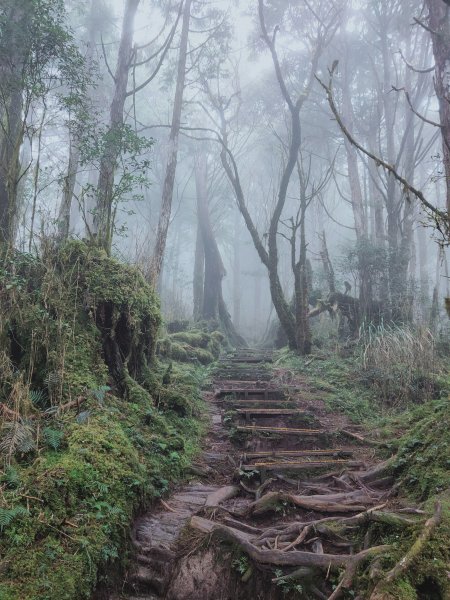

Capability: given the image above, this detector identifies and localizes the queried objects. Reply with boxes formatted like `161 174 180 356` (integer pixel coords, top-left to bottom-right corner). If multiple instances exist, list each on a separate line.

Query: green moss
156 328 223 365
170 342 189 361
170 331 210 348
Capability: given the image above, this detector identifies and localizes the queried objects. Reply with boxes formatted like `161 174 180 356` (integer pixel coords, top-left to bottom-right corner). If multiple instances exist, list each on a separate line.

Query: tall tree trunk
193 220 204 321
195 152 224 320
94 0 140 253
294 193 311 355
0 1 32 247
57 0 98 241
417 224 430 320
319 231 336 294
195 152 244 346
426 0 450 218
149 0 192 286
232 212 241 329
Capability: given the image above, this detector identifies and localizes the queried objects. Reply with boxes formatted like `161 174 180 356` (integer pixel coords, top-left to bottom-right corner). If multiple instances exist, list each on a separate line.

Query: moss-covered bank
274 348 450 599
0 241 214 600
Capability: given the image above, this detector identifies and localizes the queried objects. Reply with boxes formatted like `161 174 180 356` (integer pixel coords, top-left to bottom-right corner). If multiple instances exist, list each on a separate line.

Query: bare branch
316 62 448 235
101 35 117 83
397 47 434 74
392 85 442 128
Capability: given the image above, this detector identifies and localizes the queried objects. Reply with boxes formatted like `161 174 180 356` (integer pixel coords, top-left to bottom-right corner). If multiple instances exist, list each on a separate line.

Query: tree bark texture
149 0 192 286
0 1 32 246
94 0 140 253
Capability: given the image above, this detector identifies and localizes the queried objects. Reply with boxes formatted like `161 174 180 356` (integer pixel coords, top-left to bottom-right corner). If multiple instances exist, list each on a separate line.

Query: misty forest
1 0 450 599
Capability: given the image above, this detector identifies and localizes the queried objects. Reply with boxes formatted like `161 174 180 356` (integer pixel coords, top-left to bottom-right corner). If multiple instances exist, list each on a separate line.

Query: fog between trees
1 0 450 346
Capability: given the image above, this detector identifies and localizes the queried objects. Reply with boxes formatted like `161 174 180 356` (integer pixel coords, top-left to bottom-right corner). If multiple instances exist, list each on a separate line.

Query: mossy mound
0 242 207 600
157 328 225 365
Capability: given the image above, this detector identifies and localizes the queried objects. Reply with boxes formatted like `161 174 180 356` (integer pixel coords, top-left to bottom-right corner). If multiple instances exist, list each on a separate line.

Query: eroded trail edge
106 349 431 600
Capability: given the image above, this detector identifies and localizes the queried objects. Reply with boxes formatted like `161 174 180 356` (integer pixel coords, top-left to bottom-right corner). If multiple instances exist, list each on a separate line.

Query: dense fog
2 0 450 345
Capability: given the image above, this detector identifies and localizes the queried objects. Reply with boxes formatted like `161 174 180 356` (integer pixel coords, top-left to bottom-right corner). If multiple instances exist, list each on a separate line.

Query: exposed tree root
204 485 239 507
245 490 377 516
190 515 390 569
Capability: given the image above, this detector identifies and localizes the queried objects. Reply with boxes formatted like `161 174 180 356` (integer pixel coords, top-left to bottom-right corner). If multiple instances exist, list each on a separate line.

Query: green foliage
273 569 304 596
232 553 250 575
0 506 28 532
0 421 36 458
79 124 153 241
43 427 64 451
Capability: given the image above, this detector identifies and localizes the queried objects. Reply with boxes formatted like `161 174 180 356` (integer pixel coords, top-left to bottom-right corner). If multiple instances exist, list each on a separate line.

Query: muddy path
96 349 403 600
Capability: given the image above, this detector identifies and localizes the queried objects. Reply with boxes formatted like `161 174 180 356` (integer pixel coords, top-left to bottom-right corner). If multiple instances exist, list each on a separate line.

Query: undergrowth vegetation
0 241 221 600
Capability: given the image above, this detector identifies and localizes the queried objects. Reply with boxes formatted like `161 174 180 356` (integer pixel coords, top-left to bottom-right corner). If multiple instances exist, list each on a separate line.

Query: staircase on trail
101 347 366 600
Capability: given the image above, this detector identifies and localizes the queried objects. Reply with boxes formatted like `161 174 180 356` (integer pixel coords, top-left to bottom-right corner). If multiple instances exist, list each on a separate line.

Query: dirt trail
97 349 395 600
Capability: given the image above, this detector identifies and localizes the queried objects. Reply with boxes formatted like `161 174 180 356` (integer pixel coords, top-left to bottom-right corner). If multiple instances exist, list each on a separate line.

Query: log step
216 388 284 397
243 449 353 459
241 459 362 471
227 400 297 407
235 408 306 416
236 426 324 435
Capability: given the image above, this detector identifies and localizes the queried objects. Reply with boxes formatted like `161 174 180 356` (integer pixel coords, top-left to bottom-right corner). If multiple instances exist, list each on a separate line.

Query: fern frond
43 427 64 451
0 421 36 458
0 506 28 531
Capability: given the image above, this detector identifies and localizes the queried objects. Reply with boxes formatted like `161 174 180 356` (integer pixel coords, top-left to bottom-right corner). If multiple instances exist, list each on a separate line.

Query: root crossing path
98 349 406 600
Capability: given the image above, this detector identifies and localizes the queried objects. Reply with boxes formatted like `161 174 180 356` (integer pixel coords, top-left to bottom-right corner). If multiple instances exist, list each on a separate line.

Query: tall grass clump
359 323 441 406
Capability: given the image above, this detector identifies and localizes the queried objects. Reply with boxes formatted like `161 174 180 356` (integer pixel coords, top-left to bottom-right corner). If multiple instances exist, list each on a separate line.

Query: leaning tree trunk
94 0 140 253
149 0 192 286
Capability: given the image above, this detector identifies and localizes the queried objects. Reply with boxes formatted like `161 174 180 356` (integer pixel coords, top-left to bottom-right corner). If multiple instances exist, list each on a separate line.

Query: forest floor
95 348 448 600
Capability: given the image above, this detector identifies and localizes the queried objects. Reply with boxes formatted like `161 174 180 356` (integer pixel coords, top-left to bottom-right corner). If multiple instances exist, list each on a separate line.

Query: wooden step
216 388 284 399
241 459 362 471
235 408 306 417
226 399 297 407
226 357 273 364
243 449 353 459
236 426 323 435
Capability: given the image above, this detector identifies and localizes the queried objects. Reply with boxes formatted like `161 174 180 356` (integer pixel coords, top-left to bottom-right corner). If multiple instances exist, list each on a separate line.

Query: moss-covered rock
156 328 224 365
